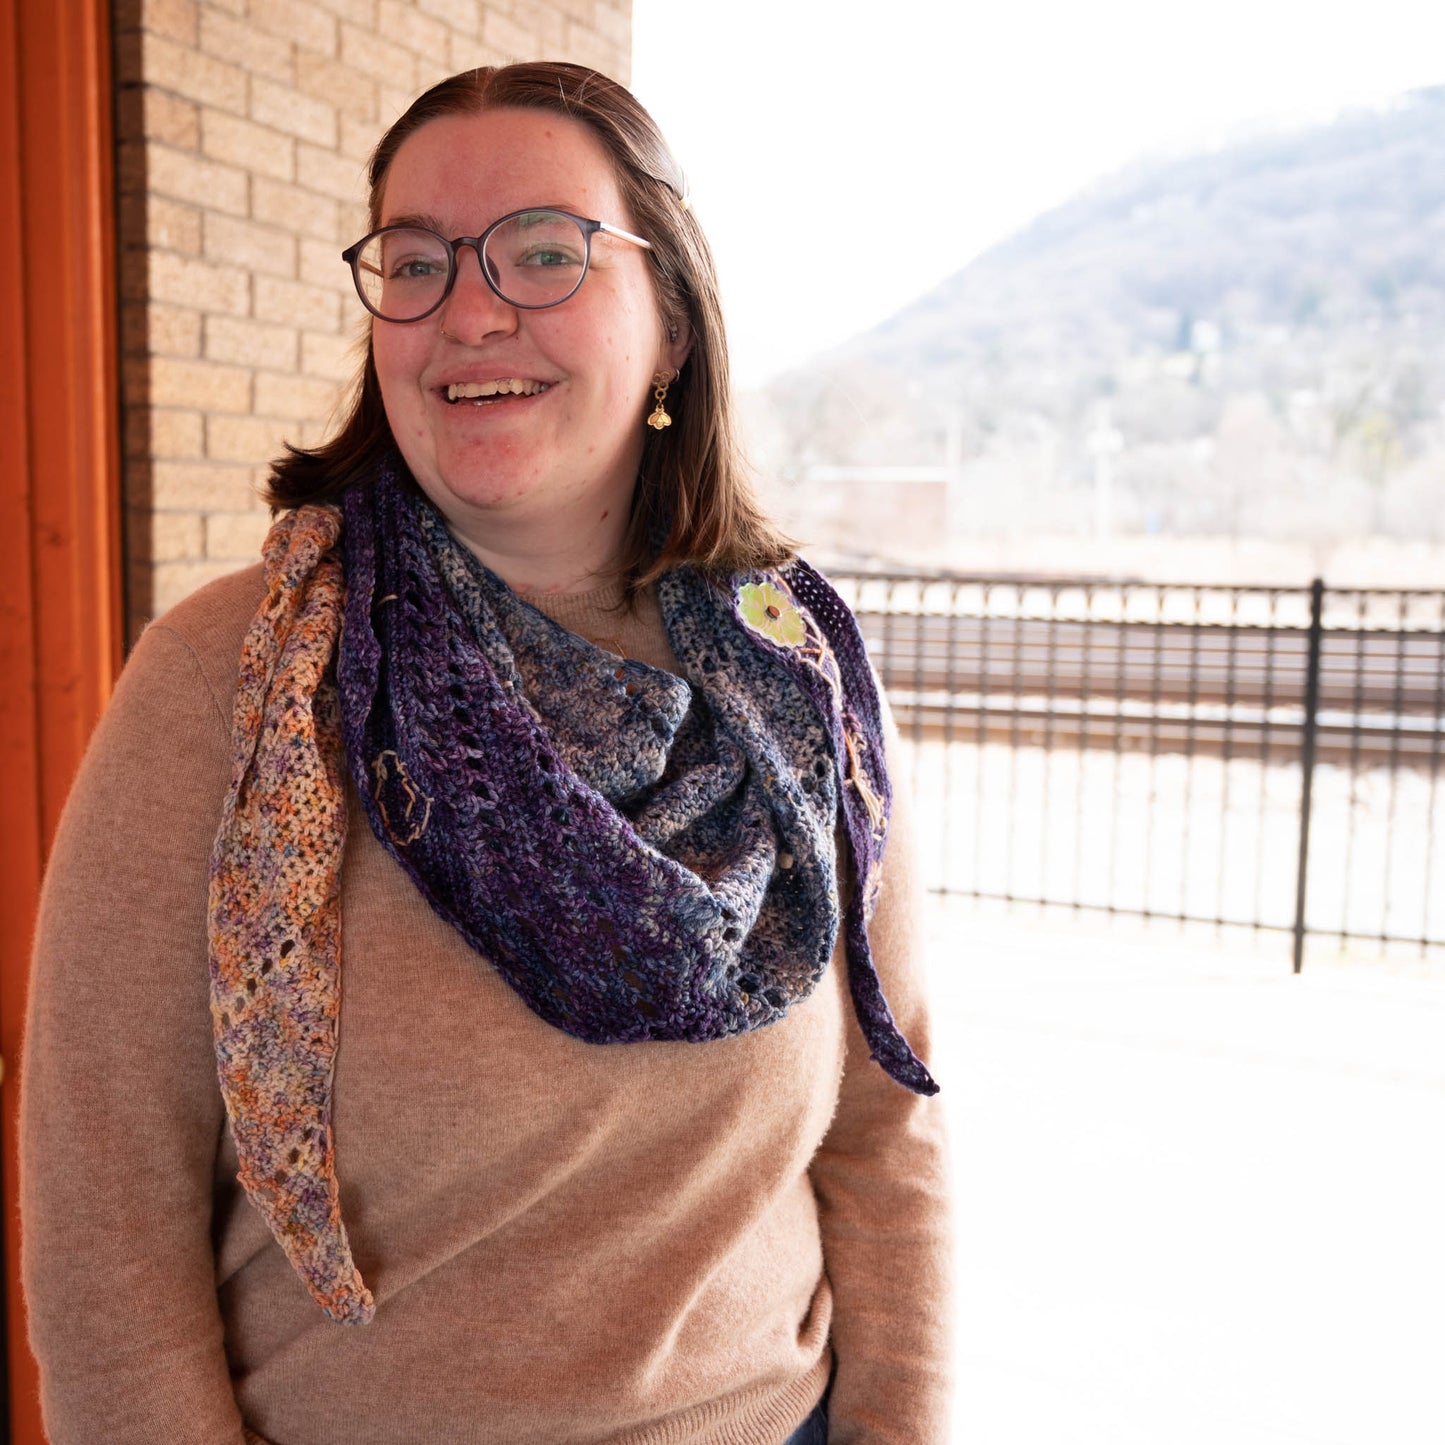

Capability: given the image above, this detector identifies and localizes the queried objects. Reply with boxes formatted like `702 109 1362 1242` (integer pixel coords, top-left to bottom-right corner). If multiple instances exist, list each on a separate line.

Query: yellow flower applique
738 581 807 648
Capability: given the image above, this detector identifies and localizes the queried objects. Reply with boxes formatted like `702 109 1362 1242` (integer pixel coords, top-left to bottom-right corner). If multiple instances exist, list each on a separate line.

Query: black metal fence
830 573 1445 968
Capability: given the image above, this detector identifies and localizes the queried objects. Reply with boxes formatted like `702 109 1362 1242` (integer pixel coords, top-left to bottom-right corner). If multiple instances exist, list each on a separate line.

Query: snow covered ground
925 901 1445 1444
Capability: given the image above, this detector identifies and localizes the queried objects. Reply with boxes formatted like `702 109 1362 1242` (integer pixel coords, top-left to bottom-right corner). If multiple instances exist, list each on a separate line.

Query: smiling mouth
445 379 550 404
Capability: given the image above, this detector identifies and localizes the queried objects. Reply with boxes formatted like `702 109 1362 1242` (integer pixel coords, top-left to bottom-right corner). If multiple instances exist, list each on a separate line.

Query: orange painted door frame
0 0 124 1439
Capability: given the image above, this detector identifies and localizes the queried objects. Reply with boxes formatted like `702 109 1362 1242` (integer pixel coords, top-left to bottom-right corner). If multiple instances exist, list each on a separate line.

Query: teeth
446 378 547 402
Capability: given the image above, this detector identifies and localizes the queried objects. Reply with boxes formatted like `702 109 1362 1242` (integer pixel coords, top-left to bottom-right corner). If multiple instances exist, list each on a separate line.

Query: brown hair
266 62 792 590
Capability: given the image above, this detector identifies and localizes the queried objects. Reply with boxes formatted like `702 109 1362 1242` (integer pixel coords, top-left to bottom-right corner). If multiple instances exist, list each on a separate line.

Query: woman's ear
661 318 692 376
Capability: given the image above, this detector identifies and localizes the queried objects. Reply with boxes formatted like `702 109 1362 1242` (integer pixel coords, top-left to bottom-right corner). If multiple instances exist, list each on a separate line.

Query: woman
22 63 951 1445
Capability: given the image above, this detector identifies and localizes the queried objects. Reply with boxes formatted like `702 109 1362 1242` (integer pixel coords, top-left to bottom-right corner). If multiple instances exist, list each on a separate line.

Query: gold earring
647 371 673 431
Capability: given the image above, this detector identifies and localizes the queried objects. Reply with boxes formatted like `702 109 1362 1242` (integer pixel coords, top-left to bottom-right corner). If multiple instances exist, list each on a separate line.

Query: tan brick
255 369 344 422
151 458 256 510
299 234 351 290
200 10 293 86
143 0 198 44
153 406 208 459
418 0 475 34
140 32 247 115
123 408 149 460
204 213 298 280
116 356 153 411
126 406 205 459
206 412 295 464
378 85 417 129
340 22 418 87
201 110 295 183
148 509 206 563
592 2 631 50
148 356 253 412
123 501 153 552
139 302 204 358
115 138 148 196
251 176 340 243
119 303 144 359
563 23 625 80
339 200 370 245
251 75 338 148
310 0 378 23
206 0 247 15
302 328 362 383
448 35 508 73
295 54 376 122
151 196 203 253
113 29 144 85
339 112 379 164
482 10 536 60
122 516 163 580
296 142 367 205
120 193 203 254
377 1 449 57
205 508 272 559
297 417 338 448
551 0 597 22
528 3 567 53
114 135 148 195
252 0 338 57
253 274 341 332
115 85 200 148
148 249 251 316
147 140 249 216
204 314 299 371
153 558 248 613
121 504 154 591
117 247 150 307
118 305 161 360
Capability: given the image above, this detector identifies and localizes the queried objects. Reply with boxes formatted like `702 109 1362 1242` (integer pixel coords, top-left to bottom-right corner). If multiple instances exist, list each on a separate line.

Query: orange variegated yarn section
207 504 374 1324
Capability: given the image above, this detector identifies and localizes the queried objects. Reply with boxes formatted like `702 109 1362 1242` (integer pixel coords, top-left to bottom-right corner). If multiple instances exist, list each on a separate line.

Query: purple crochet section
336 471 933 1092
743 560 937 1096
338 472 840 1045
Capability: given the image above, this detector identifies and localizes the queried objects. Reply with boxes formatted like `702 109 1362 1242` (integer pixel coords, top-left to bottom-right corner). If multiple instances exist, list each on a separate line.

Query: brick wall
114 0 632 630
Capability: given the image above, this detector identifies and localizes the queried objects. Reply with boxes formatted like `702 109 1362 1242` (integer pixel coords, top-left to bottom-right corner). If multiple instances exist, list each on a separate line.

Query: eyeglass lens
353 211 589 319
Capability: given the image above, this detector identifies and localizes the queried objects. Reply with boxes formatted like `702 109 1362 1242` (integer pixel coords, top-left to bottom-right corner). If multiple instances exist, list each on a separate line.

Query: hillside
750 88 1445 555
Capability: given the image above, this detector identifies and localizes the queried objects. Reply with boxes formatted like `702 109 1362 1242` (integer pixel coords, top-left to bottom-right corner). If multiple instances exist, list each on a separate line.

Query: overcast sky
631 2 1445 386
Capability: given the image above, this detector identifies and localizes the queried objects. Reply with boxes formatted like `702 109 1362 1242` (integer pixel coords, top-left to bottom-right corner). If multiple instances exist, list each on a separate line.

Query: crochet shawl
208 468 936 1325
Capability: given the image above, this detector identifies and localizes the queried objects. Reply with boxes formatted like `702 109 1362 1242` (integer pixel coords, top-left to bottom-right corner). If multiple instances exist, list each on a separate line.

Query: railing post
1292 579 1325 973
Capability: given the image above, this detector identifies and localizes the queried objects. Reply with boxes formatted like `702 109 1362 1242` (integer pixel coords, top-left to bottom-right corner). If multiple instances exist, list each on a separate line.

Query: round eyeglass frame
340 208 652 323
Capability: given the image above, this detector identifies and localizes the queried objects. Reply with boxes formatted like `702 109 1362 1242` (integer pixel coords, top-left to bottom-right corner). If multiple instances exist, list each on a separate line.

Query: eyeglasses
341 208 652 323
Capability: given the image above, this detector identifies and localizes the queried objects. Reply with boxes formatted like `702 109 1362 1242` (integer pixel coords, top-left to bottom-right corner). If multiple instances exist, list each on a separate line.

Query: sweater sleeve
810 704 955 1443
20 619 250 1445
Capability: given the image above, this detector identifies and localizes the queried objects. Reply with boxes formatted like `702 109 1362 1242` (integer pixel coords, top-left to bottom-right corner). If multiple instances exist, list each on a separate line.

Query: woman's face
371 107 687 559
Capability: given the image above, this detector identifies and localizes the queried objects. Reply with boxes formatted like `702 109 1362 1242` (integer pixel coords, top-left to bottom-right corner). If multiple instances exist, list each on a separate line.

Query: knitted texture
772 559 935 1093
209 467 935 1324
207 506 373 1324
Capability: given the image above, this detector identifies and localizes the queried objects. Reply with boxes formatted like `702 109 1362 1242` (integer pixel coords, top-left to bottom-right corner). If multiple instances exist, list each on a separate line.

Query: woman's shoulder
148 561 266 644
143 563 265 661
52 566 267 854
128 563 266 712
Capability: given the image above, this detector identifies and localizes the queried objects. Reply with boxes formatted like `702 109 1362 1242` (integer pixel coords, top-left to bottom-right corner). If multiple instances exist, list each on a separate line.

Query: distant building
782 467 953 562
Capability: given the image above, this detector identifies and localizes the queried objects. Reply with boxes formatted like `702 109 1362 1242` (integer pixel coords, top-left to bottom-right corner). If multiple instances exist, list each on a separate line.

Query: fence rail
830 572 1445 966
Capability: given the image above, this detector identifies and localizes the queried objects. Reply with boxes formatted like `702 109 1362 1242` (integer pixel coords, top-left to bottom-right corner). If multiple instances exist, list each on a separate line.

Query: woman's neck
441 492 632 596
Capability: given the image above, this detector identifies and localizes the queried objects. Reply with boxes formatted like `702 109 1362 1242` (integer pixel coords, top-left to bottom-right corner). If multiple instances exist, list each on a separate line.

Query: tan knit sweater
21 565 952 1445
